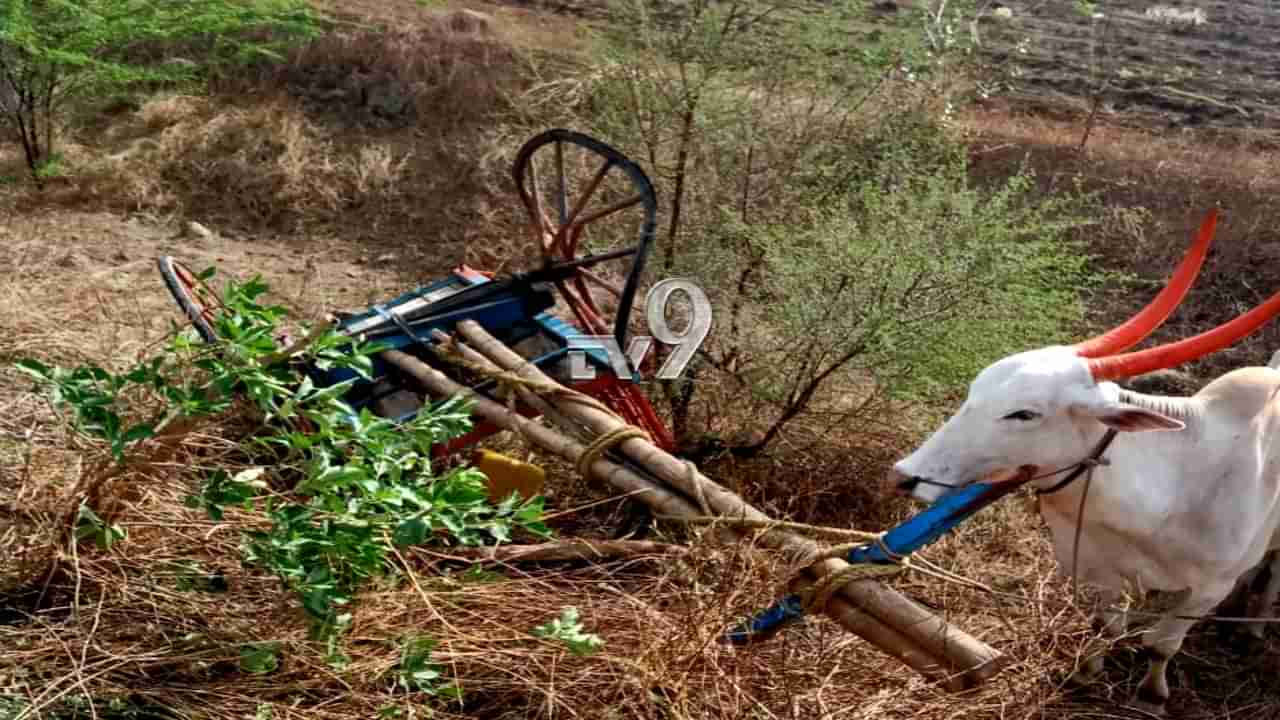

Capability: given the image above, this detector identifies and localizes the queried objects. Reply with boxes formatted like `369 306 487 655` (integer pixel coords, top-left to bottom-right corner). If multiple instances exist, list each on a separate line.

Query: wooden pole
450 320 1006 685
378 347 966 689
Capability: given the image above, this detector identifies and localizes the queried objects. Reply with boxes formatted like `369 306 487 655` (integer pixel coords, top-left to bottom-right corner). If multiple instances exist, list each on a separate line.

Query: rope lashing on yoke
576 425 651 478
424 331 657 476
792 537 909 614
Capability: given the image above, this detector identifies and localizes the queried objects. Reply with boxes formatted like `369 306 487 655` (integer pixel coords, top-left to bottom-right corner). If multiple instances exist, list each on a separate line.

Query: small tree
0 0 322 183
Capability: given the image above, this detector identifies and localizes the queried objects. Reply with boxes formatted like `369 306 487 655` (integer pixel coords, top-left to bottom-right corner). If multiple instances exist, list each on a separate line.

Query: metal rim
157 255 223 343
511 128 659 355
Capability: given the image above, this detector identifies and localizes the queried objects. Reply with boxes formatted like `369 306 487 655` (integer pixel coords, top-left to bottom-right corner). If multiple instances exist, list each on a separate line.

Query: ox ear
1080 401 1185 432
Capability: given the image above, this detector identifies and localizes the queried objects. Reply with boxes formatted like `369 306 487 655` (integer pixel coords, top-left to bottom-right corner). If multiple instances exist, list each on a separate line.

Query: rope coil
795 541 908 614
577 425 650 477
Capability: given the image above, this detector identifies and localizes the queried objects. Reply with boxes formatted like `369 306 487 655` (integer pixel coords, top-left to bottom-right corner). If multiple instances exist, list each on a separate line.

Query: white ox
889 208 1280 713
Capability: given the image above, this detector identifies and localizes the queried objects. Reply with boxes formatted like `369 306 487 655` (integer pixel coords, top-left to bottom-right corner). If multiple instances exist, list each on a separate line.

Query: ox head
892 209 1280 503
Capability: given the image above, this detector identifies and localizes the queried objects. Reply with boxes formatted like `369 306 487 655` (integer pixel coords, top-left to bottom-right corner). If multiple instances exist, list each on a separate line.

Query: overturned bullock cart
159 128 1020 691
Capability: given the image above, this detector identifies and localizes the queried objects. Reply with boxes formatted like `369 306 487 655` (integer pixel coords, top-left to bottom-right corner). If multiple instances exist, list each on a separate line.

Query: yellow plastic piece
473 449 546 502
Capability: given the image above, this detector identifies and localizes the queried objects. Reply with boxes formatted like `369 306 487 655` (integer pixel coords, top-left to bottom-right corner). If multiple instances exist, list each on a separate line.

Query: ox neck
1032 389 1198 498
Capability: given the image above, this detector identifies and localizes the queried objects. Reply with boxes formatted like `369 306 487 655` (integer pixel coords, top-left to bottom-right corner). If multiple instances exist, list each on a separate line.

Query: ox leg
1133 581 1234 714
1216 565 1262 647
1244 550 1280 643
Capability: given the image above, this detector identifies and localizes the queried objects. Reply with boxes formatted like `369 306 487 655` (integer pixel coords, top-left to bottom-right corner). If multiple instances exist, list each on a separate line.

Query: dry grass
6 8 539 265
94 95 415 232
8 398 1277 719
6 1 1280 717
3 222 1277 718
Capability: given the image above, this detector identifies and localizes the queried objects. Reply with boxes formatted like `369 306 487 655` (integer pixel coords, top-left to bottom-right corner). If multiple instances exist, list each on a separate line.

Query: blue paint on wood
721 480 1026 645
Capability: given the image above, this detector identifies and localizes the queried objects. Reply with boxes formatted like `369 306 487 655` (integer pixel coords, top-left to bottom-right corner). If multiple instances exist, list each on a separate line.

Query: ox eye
1002 410 1039 421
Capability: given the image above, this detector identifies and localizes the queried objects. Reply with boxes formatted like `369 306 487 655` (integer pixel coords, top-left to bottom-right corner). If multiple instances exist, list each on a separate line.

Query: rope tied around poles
577 425 651 478
426 331 655 476
791 536 910 614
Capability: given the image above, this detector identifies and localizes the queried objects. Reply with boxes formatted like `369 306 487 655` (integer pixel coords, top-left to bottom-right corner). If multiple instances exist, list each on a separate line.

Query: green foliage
27 693 179 720
17 268 551 660
74 503 127 551
239 642 281 674
744 155 1096 402
15 361 153 462
0 0 324 178
33 151 67 179
0 695 28 720
393 636 463 697
531 606 604 656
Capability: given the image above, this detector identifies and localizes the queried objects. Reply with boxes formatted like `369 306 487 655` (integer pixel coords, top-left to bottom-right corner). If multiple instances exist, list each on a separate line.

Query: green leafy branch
17 267 553 666
532 606 605 657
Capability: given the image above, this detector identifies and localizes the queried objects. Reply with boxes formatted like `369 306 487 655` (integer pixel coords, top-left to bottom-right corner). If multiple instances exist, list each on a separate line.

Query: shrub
0 0 322 183
16 269 551 653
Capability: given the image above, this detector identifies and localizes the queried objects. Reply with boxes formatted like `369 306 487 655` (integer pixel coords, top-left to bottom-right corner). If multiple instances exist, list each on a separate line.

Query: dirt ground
976 0 1280 133
5 1 1280 719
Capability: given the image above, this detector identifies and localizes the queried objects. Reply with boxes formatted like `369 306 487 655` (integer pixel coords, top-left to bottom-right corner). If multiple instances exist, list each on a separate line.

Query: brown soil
4 1 1280 718
977 1 1280 134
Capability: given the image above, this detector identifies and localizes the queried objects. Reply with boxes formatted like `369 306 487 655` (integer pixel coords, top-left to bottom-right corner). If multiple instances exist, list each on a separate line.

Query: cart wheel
157 255 223 343
511 129 658 353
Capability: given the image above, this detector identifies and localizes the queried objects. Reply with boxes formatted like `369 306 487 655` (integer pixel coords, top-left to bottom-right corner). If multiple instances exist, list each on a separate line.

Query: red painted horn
1088 286 1280 380
1073 208 1219 358
1083 209 1280 381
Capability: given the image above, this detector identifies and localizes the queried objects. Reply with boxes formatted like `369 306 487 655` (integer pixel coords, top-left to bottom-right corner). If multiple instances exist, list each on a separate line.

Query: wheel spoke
571 193 644 230
563 160 613 232
524 155 555 250
570 271 606 320
538 208 559 254
554 139 568 226
560 214 623 299
556 281 609 335
577 268 624 299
